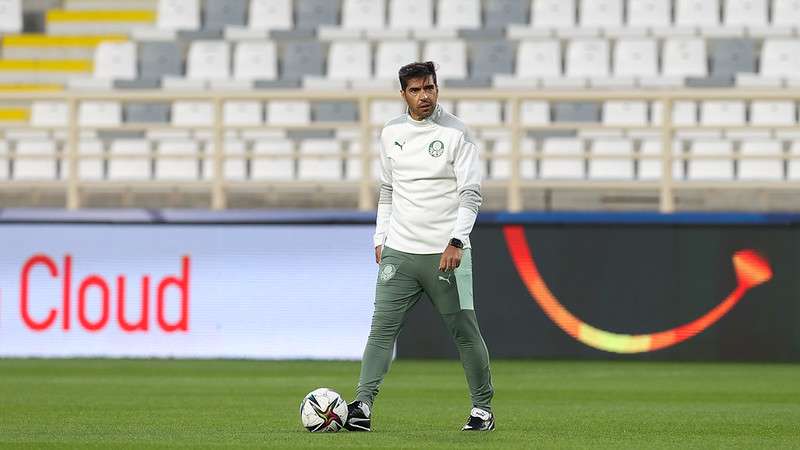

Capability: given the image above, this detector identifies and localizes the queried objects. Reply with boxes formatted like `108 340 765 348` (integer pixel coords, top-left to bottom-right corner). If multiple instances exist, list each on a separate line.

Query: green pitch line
0 359 798 449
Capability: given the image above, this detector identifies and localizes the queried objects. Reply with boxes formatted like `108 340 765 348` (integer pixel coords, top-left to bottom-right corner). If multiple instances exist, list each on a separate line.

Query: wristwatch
449 238 464 249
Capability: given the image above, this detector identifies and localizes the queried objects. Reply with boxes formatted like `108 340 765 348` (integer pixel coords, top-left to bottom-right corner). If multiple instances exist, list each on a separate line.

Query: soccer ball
300 388 348 432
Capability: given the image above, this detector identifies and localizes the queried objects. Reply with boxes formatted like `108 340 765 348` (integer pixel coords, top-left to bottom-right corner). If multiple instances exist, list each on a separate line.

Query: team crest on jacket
380 264 397 282
428 140 445 157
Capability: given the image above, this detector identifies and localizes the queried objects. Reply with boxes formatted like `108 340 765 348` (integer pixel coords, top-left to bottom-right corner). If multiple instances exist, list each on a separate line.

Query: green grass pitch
1 359 798 449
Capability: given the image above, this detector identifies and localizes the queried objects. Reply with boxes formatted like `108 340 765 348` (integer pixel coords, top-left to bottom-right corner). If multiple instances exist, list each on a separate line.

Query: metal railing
1 89 799 212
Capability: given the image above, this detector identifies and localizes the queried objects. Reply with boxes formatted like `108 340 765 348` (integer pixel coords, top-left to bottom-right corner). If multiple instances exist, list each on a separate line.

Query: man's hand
439 245 462 272
375 245 382 264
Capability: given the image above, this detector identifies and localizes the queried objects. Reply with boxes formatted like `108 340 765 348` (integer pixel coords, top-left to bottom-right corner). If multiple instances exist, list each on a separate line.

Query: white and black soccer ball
300 388 348 432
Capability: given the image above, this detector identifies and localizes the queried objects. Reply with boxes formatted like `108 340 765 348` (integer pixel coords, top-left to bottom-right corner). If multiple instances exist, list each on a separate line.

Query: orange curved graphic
503 225 773 353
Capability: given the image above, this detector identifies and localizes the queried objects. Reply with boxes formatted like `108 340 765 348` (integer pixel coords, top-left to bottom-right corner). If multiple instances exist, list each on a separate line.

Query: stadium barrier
3 89 800 212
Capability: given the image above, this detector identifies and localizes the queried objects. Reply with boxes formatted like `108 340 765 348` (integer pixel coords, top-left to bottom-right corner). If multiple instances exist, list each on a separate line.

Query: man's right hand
375 245 382 264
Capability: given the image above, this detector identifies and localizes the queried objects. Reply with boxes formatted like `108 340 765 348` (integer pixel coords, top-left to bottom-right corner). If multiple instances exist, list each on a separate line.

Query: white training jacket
373 104 482 254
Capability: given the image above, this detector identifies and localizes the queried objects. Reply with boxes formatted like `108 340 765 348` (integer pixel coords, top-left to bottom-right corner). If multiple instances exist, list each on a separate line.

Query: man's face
401 75 438 120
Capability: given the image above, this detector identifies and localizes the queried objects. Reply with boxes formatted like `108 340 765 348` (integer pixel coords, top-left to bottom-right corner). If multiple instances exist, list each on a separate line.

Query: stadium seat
0 141 8 179
109 139 152 180
390 0 433 30
281 41 325 80
739 140 783 180
298 139 343 180
79 101 122 126
267 101 311 125
516 40 561 78
710 39 756 77
14 139 58 180
567 39 610 77
700 101 746 125
345 154 382 181
0 0 21 33
588 139 634 179
224 101 263 125
750 101 797 125
724 0 768 26
423 40 467 80
483 0 527 28
31 101 68 127
639 140 685 180
343 0 386 30
93 42 137 80
489 138 536 179
540 138 585 179
328 41 372 80
156 140 200 180
187 41 230 80
772 0 800 26
234 41 277 80
249 0 293 30
202 139 247 180
139 41 183 80
457 101 502 125
125 103 170 123
760 40 800 77
627 0 670 27
555 102 600 122
375 41 418 79
157 0 200 30
172 101 213 126
205 0 247 30
252 139 294 180
788 141 800 179
533 0 576 29
370 100 405 125
521 101 550 125
580 0 623 27
603 101 648 125
676 0 720 26
662 38 708 77
688 140 734 180
296 0 339 29
78 139 104 180
469 41 514 79
652 101 698 125
313 102 358 122
614 39 658 77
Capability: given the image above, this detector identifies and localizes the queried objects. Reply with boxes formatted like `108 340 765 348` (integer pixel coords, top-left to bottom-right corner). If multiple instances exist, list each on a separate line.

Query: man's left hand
439 245 462 272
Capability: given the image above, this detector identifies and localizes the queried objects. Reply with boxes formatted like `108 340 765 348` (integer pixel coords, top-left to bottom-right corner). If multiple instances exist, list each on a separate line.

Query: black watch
449 238 464 249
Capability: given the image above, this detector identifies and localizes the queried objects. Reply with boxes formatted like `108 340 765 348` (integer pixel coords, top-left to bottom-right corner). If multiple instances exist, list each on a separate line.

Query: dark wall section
398 225 800 361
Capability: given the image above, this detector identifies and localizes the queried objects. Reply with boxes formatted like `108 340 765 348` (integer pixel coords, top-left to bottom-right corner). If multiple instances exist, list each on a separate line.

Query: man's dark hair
398 61 437 91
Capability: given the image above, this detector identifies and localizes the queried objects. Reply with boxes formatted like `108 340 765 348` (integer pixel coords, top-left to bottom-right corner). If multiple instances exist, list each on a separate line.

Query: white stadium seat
589 139 634 179
688 140 734 180
567 39 610 77
772 0 800 26
187 41 230 80
298 139 343 180
516 40 561 78
580 0 623 27
627 0 671 27
224 101 263 126
540 138 585 179
93 42 137 80
701 101 746 126
343 0 386 29
603 101 648 126
156 140 200 180
0 0 21 33
676 0 720 26
202 139 248 181
249 0 292 30
109 140 151 180
389 0 433 30
328 41 372 80
639 140 685 180
423 40 467 80
370 101 405 125
267 101 311 125
14 139 58 180
489 139 536 180
79 101 122 127
739 140 783 180
252 139 294 180
234 41 277 80
662 38 708 77
760 40 800 77
456 101 502 125
78 140 104 180
614 39 658 77
788 141 800 180
533 0 576 28
652 101 698 125
157 0 200 30
750 101 797 125
724 0 768 26
521 101 550 125
172 102 213 126
31 102 68 127
375 41 418 79
437 0 481 29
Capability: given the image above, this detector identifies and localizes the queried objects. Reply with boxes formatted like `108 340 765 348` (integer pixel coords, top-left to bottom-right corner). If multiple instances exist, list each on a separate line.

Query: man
345 61 494 432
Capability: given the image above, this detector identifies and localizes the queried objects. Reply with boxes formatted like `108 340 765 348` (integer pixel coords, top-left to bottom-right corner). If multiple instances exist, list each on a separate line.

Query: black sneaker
461 407 495 431
344 401 371 432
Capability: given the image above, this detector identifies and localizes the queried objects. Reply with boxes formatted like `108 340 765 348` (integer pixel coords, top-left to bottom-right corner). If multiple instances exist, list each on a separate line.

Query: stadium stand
0 0 800 211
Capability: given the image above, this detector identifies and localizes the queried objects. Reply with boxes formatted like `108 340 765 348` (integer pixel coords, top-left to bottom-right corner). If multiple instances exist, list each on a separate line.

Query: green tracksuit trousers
355 246 494 412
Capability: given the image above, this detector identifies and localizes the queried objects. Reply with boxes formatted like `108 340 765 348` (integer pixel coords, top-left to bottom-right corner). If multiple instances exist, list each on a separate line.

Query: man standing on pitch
345 61 494 432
